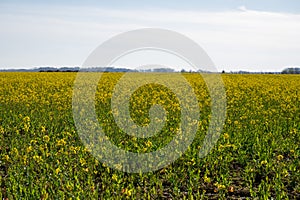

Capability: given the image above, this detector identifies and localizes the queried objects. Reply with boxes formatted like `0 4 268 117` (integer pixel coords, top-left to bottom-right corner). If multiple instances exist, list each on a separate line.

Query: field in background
0 72 299 199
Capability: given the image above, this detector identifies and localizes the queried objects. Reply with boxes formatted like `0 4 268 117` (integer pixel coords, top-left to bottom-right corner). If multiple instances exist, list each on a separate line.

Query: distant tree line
38 67 176 73
1 66 299 74
281 67 300 74
39 67 79 72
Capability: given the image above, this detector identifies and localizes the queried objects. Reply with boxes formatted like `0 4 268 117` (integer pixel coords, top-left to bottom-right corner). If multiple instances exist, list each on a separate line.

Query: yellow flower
80 158 86 166
277 155 284 161
23 155 28 165
41 126 46 133
204 176 211 183
43 135 50 143
145 141 152 148
4 155 10 161
283 169 289 177
23 124 30 132
56 138 66 146
261 160 268 165
12 147 19 156
112 174 118 181
55 167 61 174
33 155 43 163
122 188 132 196
23 116 30 122
223 133 230 139
26 146 33 153
214 182 226 190
0 126 4 134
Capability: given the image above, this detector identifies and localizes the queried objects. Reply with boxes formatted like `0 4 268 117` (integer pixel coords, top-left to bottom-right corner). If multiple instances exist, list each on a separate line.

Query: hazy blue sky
1 0 300 71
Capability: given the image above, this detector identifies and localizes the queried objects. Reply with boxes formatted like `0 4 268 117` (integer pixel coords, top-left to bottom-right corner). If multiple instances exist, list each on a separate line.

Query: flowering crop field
0 72 299 199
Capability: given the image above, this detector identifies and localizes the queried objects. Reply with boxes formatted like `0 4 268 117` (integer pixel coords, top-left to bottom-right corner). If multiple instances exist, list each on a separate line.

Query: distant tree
282 67 300 74
222 70 225 74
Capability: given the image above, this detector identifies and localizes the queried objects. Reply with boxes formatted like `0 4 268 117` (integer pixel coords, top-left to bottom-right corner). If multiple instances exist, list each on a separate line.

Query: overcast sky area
0 0 300 72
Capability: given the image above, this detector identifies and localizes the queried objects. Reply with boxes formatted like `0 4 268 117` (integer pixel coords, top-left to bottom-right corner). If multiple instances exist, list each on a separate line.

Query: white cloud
237 5 247 12
0 3 300 71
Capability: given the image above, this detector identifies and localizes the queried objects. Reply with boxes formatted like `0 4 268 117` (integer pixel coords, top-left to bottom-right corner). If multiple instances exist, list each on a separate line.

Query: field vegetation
0 72 299 199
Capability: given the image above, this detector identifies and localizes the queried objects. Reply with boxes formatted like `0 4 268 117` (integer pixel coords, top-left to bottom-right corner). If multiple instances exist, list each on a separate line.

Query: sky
0 0 300 72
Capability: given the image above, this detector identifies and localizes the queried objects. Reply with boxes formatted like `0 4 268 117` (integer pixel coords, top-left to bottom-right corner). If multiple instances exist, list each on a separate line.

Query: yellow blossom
112 174 118 181
26 146 33 153
223 133 229 139
43 135 50 142
80 158 86 166
56 138 66 146
41 126 46 133
261 160 268 165
204 176 211 183
33 155 43 163
277 155 284 161
145 140 152 148
4 155 10 161
0 126 4 134
55 167 61 174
